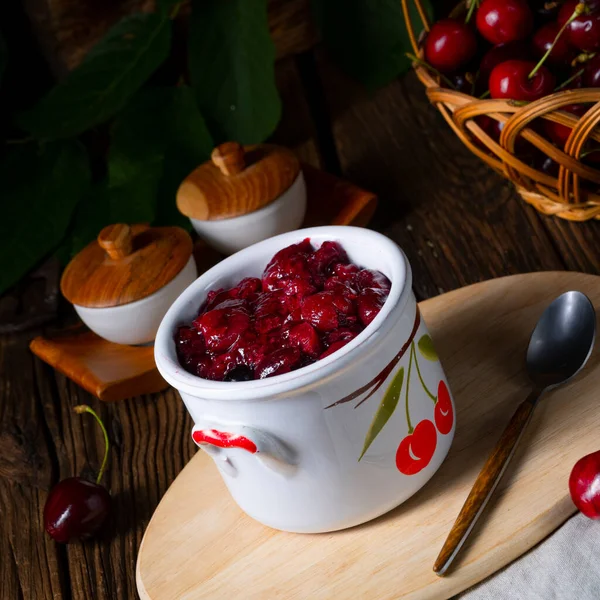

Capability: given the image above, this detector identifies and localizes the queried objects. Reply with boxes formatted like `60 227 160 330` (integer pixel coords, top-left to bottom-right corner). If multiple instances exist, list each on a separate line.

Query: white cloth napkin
459 513 600 600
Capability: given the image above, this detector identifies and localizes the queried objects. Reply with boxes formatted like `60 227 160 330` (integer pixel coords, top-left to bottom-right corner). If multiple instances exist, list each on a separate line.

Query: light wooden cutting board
136 272 600 600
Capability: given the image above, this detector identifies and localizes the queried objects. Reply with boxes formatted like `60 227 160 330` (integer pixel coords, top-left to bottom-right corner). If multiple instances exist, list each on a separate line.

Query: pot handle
191 423 296 477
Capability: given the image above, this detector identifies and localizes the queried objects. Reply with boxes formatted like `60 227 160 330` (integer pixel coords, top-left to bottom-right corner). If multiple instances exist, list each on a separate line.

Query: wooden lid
61 224 193 308
176 142 300 221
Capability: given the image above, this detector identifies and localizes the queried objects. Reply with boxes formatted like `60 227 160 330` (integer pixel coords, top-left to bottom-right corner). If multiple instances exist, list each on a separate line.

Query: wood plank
537 218 600 274
0 334 66 600
313 50 567 299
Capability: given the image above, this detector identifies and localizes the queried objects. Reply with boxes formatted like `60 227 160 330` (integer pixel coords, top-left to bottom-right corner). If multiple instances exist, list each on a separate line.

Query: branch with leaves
0 0 432 296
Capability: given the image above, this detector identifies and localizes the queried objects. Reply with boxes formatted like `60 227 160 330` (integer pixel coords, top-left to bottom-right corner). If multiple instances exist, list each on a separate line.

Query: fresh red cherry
569 449 600 518
489 60 555 101
44 406 111 543
583 54 600 86
544 103 588 146
44 477 111 543
476 0 534 45
532 22 577 66
559 0 600 52
479 42 531 82
434 381 454 435
424 19 478 73
396 420 437 475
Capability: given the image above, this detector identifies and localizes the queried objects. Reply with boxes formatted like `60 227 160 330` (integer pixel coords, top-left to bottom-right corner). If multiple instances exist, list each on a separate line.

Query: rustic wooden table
1 51 599 600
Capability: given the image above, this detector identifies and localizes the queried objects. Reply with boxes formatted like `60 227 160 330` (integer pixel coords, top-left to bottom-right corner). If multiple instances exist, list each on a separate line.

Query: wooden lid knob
98 224 133 260
211 142 245 176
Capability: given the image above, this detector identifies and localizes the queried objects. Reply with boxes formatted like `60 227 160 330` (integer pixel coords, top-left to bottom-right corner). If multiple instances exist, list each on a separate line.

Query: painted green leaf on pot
358 367 404 461
418 334 438 361
18 12 171 140
188 0 281 144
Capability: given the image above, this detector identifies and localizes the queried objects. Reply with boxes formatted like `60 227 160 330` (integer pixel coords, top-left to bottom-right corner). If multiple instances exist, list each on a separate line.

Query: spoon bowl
527 291 596 388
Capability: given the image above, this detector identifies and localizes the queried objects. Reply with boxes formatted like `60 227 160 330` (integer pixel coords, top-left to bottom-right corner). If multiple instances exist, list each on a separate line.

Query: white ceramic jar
61 223 197 346
189 172 306 255
177 142 307 255
74 256 197 345
155 226 455 533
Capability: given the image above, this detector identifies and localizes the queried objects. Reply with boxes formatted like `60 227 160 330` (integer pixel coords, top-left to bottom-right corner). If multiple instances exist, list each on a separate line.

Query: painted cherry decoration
434 380 454 435
489 60 555 101
44 405 111 543
569 449 600 518
396 420 437 475
424 19 478 74
476 0 534 45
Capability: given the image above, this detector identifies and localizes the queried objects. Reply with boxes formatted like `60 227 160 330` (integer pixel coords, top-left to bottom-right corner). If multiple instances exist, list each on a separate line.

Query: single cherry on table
569 449 600 519
44 405 111 543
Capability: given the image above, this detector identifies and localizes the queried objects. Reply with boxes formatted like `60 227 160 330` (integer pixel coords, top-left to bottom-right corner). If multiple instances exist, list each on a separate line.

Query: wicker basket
401 0 600 221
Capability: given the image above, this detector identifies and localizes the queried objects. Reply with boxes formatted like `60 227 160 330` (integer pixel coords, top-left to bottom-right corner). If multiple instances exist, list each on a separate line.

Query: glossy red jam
175 239 391 381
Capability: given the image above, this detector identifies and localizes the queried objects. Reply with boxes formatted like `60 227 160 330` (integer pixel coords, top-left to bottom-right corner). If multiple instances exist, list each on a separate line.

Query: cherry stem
480 89 491 99
572 51 595 66
529 3 585 79
405 53 458 91
405 343 414 434
412 343 437 403
465 0 479 24
555 67 585 91
74 405 109 485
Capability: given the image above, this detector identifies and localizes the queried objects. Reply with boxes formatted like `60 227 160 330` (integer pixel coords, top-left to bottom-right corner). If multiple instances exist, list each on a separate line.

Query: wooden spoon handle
433 390 540 576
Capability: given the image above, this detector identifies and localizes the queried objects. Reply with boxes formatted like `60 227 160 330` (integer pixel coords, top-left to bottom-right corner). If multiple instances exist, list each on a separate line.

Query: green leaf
0 141 90 294
188 0 281 144
312 0 433 91
358 366 404 461
18 13 171 140
108 86 213 227
55 182 112 264
418 334 438 361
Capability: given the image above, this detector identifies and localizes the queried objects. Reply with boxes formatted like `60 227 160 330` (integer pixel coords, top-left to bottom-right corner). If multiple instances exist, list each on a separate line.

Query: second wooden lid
176 142 300 221
61 223 193 308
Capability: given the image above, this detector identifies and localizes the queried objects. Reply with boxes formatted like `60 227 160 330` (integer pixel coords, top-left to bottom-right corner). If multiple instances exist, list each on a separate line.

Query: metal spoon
433 291 596 576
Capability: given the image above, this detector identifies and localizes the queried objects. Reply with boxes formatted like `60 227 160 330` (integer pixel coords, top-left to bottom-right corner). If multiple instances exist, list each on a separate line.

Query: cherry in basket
476 0 534 45
423 19 477 73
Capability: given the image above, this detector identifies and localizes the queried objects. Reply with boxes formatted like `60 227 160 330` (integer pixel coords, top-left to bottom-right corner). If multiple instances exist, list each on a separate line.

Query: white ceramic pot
75 256 197 345
155 227 455 533
189 171 307 255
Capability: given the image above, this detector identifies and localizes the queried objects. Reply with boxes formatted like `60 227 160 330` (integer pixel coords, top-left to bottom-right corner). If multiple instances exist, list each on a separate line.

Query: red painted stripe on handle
192 429 258 454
